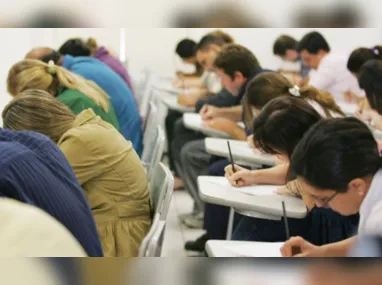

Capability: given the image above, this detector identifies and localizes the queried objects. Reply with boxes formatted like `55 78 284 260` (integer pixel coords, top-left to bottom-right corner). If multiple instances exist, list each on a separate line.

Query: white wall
0 28 380 125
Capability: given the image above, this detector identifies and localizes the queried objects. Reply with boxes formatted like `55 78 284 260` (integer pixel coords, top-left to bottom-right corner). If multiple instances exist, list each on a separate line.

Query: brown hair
213 44 260 79
208 30 235 44
3 89 75 143
86 37 98 54
7 59 110 112
243 72 344 127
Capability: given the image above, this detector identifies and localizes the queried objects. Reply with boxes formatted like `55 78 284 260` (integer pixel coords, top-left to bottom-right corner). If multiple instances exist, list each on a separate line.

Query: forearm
217 106 243 121
251 164 288 185
227 126 247 141
321 236 357 257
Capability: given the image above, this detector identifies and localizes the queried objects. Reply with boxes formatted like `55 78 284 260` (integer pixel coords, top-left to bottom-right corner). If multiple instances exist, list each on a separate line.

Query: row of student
0 40 151 257
166 30 382 254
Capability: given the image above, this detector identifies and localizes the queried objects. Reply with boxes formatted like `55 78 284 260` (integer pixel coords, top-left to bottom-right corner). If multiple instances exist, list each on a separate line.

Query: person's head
297 31 331 69
213 44 260 96
25 47 63 65
273 35 299 62
347 46 382 76
175 39 197 64
7 59 110 112
3 89 75 143
358 59 382 115
58 38 91 57
253 96 322 162
195 30 234 71
291 117 380 215
243 72 344 126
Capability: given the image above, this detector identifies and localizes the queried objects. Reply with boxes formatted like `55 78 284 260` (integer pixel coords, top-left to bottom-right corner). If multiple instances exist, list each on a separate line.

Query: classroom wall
0 28 380 125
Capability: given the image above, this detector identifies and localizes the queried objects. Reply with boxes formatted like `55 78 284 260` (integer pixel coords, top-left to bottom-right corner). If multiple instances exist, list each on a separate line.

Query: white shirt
306 99 342 118
201 71 222 94
0 198 87 257
358 169 382 236
309 53 362 103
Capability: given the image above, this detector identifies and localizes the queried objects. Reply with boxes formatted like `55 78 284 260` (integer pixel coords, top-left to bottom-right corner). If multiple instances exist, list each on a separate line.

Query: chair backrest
145 220 166 257
142 125 165 179
143 101 158 146
139 73 156 118
149 162 174 221
138 213 159 257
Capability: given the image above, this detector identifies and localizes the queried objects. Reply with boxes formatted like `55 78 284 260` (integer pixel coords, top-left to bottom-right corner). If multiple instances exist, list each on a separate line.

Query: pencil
227 141 236 173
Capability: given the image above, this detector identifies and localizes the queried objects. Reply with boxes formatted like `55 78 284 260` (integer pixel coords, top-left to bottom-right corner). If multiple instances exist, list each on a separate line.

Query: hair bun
47 60 56 75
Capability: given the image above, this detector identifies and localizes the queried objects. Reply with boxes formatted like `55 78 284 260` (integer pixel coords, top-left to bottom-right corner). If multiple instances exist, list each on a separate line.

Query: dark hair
196 31 234 51
59 39 91 57
40 50 62 64
242 72 344 126
273 35 298 56
358 59 382 114
347 46 382 74
175 39 197 59
291 117 380 193
253 96 322 158
213 44 260 79
297 31 331 54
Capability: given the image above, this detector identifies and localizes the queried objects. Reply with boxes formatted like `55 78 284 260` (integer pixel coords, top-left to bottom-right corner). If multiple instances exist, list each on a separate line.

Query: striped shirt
0 129 103 257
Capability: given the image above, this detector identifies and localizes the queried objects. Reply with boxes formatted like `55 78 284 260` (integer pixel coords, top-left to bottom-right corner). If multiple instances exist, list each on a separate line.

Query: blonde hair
86 37 98 54
243 72 344 127
7 59 110 112
208 30 235 44
3 89 75 143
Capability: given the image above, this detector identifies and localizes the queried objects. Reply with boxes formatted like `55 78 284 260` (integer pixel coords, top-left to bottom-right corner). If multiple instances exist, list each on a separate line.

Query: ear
347 178 367 196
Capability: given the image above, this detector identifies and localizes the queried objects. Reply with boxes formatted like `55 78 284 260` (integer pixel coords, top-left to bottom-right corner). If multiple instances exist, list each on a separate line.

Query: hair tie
371 48 379 56
289 85 300 97
47 60 57 75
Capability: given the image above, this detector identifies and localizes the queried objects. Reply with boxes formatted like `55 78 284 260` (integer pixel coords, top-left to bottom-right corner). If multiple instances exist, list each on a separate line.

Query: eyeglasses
311 192 339 205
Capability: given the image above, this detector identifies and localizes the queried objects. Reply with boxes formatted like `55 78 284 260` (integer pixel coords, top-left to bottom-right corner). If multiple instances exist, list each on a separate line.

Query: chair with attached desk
138 213 166 257
142 125 166 180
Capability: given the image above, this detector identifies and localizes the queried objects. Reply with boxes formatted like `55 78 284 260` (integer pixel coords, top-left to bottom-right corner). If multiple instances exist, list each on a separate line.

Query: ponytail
348 46 382 74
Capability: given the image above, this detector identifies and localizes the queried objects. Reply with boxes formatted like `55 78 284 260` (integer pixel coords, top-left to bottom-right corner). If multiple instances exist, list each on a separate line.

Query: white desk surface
206 240 283 257
183 113 232 138
205 138 276 167
152 82 183 95
338 102 357 115
198 176 307 219
161 96 195 113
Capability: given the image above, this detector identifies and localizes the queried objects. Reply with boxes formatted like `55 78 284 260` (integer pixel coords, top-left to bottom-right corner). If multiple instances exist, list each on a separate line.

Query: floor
161 190 205 257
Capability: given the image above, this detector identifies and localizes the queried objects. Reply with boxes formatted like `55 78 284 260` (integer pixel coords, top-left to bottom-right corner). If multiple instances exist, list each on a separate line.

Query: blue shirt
62 55 143 156
0 129 103 257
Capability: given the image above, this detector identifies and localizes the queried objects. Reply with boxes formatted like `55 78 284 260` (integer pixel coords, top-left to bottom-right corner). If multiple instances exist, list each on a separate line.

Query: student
168 31 233 189
7 59 120 131
59 37 136 94
186 73 345 251
3 90 151 257
180 44 266 229
0 127 102 256
0 198 86 257
174 38 203 77
281 117 382 257
273 34 310 80
297 31 360 103
25 47 143 156
356 60 382 130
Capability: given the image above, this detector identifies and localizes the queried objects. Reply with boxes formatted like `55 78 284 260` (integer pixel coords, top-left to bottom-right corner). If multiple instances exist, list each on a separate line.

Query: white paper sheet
222 242 284 257
209 178 279 196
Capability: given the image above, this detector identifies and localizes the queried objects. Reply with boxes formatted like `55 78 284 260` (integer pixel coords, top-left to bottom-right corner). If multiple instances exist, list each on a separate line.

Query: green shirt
57 89 120 131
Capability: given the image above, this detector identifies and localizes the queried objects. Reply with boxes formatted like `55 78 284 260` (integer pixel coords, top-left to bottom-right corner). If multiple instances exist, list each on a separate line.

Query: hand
280 236 324 257
200 105 221 121
274 185 291 196
203 118 237 134
172 79 184 88
224 164 257 187
360 109 381 126
177 93 197 107
247 135 255 149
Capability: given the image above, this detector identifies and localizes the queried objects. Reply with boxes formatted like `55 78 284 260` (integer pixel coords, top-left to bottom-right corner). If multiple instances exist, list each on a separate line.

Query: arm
177 88 209 107
206 106 243 122
320 237 357 257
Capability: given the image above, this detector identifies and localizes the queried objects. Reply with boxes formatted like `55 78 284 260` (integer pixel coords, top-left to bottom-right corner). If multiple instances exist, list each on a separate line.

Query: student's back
0 129 103 257
62 55 143 156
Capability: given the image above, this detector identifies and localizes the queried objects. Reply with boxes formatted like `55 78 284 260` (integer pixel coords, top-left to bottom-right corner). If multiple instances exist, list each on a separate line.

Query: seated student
167 31 233 189
345 45 382 105
174 38 204 78
297 31 361 103
180 44 267 229
0 127 102 256
7 59 120 131
185 72 345 251
0 198 86 257
24 47 143 156
3 90 151 257
355 60 382 130
226 97 357 244
273 34 310 84
281 117 382 257
59 37 136 95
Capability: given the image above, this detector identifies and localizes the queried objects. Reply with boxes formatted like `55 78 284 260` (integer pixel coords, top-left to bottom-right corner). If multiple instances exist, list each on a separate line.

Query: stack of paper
210 178 279 196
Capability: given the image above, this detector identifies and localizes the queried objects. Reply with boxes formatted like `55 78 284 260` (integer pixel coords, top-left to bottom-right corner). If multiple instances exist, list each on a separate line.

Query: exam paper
210 178 279 196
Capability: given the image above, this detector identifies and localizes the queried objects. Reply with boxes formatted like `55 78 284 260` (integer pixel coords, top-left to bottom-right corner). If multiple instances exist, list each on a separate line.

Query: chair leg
226 208 235 240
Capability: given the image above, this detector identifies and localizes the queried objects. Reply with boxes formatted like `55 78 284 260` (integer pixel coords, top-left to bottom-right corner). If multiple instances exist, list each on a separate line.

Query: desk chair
138 213 166 257
143 102 158 146
149 162 174 221
139 72 156 119
142 125 165 180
